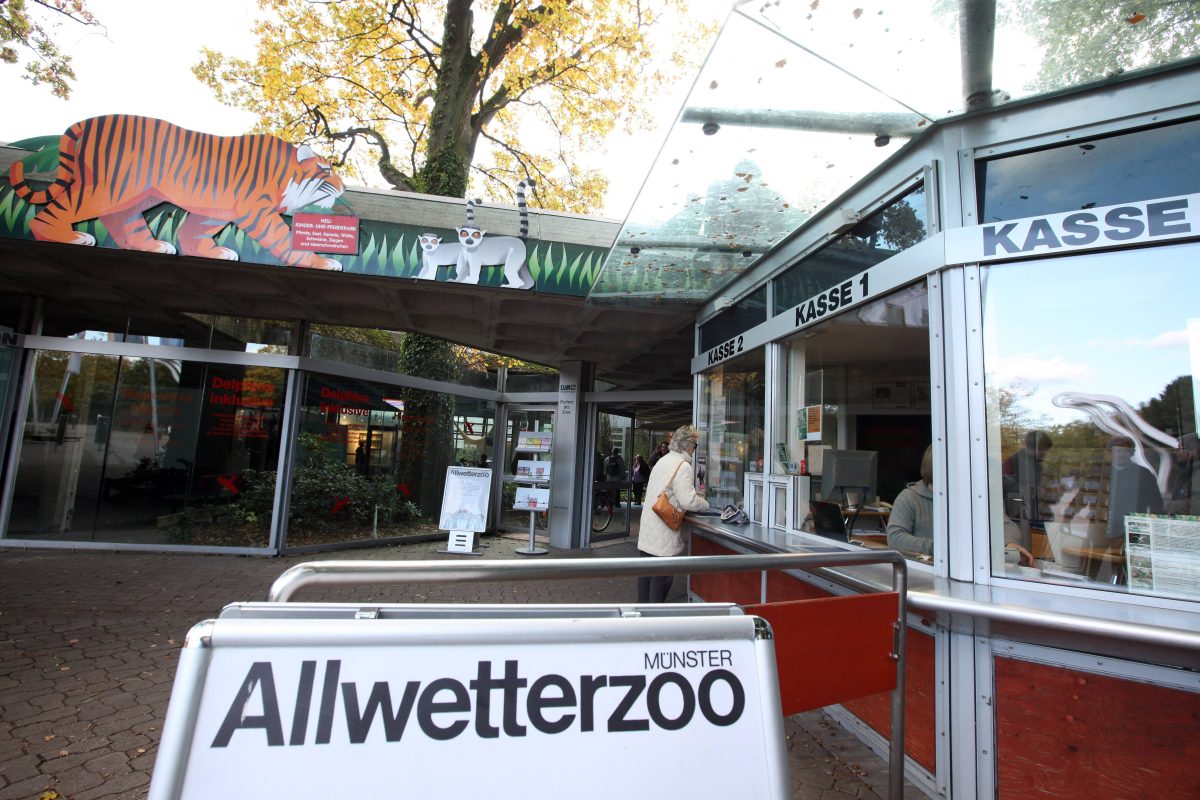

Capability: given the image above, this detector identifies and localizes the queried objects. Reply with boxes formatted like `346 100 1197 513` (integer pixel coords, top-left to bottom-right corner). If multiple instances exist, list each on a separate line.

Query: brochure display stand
513 431 552 556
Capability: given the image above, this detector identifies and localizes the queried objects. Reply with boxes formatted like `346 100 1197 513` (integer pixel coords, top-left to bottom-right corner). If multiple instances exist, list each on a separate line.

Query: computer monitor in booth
821 449 878 509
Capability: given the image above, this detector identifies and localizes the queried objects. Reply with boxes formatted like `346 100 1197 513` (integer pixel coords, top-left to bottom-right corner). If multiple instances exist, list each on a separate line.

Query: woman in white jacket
637 424 710 602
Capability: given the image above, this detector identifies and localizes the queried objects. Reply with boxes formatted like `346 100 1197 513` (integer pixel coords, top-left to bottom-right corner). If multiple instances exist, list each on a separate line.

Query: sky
0 0 714 220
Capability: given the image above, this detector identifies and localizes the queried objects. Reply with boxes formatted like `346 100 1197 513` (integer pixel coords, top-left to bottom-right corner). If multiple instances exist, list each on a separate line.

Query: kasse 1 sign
149 612 787 800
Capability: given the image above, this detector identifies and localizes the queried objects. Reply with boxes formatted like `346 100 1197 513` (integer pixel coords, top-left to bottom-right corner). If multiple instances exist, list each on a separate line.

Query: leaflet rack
512 430 552 555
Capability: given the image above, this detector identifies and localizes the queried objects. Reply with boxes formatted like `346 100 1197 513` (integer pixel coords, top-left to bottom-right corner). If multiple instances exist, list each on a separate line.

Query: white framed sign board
148 606 788 799
438 467 492 554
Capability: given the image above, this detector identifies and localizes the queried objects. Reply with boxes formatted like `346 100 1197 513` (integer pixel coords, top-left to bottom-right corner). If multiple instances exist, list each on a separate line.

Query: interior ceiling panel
1 238 697 391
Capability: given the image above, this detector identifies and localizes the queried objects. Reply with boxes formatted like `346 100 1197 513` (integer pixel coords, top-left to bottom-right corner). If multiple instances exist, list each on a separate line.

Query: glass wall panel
699 287 767 352
982 244 1198 600
698 350 765 510
778 283 931 558
5 351 284 547
977 119 1200 224
289 371 497 547
505 372 558 393
774 185 927 315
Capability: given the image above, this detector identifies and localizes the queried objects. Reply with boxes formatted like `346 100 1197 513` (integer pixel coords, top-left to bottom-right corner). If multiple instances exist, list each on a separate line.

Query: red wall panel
994 657 1200 799
688 536 762 605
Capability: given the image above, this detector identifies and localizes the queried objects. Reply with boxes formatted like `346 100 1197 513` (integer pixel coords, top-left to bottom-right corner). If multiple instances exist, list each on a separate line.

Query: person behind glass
638 425 709 602
648 440 670 470
630 453 650 505
889 445 1033 564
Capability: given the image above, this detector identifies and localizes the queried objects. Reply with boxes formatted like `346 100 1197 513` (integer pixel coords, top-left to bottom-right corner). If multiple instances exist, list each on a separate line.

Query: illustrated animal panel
455 227 533 289
416 233 465 280
7 114 346 270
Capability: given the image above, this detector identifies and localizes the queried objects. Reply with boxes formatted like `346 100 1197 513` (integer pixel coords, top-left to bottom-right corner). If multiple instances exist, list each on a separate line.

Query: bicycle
591 488 613 533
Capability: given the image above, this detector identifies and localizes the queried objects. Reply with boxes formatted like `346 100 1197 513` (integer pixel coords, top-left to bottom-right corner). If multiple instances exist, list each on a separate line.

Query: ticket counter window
776 283 931 559
982 243 1199 600
699 350 765 510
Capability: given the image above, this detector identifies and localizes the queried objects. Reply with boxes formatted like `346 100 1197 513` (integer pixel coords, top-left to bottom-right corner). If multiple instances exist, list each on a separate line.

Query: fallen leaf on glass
1125 13 1146 24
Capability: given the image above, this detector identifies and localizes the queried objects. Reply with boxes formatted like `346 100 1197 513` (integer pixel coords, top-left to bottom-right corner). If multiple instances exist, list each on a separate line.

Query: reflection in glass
699 287 767 351
983 245 1198 598
5 352 284 547
774 185 927 315
699 350 765 510
978 119 1200 223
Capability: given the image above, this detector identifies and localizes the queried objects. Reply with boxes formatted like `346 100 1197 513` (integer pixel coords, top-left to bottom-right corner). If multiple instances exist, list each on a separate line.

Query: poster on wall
798 404 822 442
438 467 492 532
1125 513 1200 599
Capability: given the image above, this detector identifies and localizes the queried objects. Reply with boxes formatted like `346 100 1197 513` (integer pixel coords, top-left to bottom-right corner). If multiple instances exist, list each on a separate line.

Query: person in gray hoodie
887 444 1034 565
887 445 935 555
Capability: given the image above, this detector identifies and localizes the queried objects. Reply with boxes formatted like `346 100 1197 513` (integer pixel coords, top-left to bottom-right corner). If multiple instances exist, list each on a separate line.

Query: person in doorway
604 447 627 505
354 438 368 475
638 425 709 602
630 453 650 505
648 440 670 470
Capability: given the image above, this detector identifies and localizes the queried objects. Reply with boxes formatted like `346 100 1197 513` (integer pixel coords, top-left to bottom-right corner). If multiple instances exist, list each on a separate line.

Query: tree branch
306 105 416 192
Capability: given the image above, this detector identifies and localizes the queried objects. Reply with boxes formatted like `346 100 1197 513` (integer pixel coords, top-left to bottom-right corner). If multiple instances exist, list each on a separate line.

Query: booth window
773 184 927 316
976 117 1200 223
776 282 931 559
699 287 767 352
698 349 765 510
982 243 1198 600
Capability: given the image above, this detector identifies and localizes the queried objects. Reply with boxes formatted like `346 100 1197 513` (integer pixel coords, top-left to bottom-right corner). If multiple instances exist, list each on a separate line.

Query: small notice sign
516 431 552 452
291 213 360 254
516 459 550 479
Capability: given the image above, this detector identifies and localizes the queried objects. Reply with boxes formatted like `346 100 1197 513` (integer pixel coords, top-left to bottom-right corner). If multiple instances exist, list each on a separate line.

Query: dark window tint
977 118 1200 223
774 185 926 315
699 286 766 351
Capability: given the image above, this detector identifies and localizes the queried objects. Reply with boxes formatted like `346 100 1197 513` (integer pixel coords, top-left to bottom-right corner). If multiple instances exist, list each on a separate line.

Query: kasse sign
947 193 1198 263
148 609 788 799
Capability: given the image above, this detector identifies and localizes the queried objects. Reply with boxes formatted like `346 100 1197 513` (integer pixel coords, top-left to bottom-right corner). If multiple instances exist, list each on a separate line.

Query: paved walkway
0 532 922 799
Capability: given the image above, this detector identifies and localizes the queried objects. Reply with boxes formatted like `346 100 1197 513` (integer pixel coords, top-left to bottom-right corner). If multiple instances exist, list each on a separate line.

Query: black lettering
212 662 284 747
1104 206 1145 240
342 680 420 743
859 272 869 296
288 660 317 746
314 659 341 744
646 672 696 731
416 678 470 741
1147 199 1191 236
982 222 1021 256
1022 218 1061 251
839 281 852 307
805 299 816 320
469 660 503 738
816 293 828 315
579 675 607 732
527 674 577 734
698 669 745 727
607 675 649 732
795 305 806 326
1059 212 1099 245
499 660 527 737
736 335 744 353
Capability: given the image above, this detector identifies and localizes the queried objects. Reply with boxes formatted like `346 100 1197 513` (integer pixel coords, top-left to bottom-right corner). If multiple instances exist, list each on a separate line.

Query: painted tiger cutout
7 114 346 270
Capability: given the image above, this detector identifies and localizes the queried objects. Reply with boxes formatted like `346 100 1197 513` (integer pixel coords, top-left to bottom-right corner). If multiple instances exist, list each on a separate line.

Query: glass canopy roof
589 0 1200 307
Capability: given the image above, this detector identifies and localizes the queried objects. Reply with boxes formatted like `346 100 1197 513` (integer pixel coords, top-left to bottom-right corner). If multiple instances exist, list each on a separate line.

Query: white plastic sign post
148 607 788 800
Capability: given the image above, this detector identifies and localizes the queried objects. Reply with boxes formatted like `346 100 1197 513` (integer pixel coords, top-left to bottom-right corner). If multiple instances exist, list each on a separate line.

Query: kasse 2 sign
152 614 786 800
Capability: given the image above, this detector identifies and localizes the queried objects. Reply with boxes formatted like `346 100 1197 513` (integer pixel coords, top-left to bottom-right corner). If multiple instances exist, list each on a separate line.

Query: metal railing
268 551 910 799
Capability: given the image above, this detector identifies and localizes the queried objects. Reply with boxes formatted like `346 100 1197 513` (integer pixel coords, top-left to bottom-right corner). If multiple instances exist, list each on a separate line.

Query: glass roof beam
960 0 998 110
680 107 928 139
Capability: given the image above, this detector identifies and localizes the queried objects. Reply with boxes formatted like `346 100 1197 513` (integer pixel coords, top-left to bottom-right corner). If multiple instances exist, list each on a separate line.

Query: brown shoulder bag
651 461 687 530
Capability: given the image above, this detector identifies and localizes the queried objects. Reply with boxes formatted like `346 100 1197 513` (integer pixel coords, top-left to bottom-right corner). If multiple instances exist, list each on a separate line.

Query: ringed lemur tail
466 197 481 226
517 178 535 241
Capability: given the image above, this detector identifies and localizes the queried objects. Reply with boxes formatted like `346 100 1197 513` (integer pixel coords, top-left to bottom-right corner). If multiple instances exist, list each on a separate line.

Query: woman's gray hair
919 445 934 485
669 424 700 453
